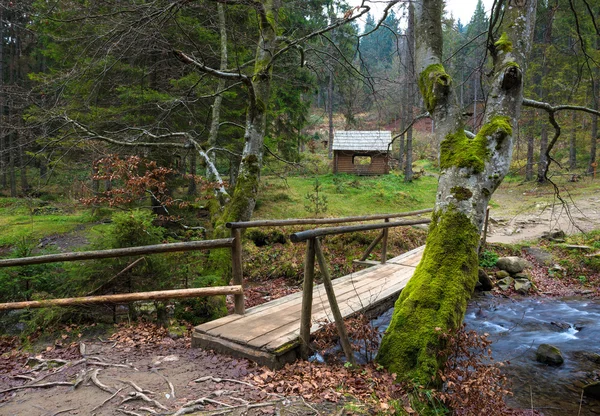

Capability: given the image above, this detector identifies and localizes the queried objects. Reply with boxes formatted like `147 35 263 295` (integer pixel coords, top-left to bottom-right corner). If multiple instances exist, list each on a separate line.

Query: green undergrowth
0 198 93 247
254 172 438 219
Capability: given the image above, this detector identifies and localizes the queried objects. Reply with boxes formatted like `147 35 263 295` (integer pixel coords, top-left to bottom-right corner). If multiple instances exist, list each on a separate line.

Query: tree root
194 376 255 389
0 381 74 395
120 391 168 411
151 368 175 399
118 379 154 395
91 387 124 412
90 368 116 394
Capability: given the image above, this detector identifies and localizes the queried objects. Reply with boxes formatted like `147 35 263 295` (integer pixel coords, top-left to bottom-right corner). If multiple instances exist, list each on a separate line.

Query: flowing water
369 296 600 414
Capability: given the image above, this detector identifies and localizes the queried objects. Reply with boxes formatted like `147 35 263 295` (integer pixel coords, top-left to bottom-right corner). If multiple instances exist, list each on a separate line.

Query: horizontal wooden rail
0 239 234 268
290 218 431 243
226 208 433 229
0 286 243 311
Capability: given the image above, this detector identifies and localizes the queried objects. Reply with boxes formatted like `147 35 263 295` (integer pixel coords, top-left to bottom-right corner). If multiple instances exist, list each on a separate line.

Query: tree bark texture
403 2 415 182
569 112 577 170
526 135 534 180
207 3 228 180
377 0 537 385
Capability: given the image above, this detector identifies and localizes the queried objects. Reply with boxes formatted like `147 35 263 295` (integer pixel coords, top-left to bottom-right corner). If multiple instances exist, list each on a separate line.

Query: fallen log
0 286 243 311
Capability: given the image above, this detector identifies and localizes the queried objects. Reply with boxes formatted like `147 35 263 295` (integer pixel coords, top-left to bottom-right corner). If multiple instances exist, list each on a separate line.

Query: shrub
479 250 499 268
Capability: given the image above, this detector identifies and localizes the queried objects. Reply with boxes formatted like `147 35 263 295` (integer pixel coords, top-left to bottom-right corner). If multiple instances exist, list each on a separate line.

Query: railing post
381 218 389 263
299 238 316 360
314 238 355 365
231 228 245 315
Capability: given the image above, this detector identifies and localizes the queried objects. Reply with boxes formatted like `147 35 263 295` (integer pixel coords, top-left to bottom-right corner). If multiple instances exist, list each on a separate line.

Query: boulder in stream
497 276 514 291
497 256 532 274
583 381 600 400
478 269 494 291
514 278 532 294
536 344 564 366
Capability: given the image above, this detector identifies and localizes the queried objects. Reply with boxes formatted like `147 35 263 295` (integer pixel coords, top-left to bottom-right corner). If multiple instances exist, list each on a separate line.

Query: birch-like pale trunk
207 3 228 179
377 0 537 384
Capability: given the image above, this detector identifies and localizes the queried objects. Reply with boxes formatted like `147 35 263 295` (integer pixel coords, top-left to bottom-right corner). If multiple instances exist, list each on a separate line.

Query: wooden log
290 219 431 243
231 228 245 315
299 238 316 360
381 218 389 264
314 238 355 365
359 231 384 261
0 239 234 268
0 286 243 311
226 208 433 229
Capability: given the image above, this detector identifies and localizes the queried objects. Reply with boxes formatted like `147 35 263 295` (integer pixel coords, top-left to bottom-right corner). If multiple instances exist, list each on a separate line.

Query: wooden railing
289 215 432 361
0 209 433 320
0 239 242 312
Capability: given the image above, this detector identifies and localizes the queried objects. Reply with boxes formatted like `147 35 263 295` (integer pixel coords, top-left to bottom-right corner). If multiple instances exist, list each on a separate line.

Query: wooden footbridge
0 209 433 368
192 245 424 368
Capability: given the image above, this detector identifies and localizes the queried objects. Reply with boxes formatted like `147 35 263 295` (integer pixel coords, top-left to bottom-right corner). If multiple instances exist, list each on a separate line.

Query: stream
369 296 600 415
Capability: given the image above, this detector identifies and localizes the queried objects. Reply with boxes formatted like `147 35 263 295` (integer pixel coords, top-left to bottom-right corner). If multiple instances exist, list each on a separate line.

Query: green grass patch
254 172 438 219
0 198 93 248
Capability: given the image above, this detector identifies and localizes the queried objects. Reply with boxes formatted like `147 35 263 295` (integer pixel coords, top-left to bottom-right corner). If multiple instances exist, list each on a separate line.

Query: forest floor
1 175 599 415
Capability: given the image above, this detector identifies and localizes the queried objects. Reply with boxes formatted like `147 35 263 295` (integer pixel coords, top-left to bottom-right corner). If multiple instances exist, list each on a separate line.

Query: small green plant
304 178 328 216
479 250 499 268
332 176 345 194
578 275 587 284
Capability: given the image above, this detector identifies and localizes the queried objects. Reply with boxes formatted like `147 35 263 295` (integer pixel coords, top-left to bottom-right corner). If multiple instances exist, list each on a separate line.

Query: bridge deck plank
192 246 424 368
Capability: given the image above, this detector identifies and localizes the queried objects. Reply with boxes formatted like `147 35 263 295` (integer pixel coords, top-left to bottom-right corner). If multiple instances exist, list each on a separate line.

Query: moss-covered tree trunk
377 0 537 385
216 1 278 226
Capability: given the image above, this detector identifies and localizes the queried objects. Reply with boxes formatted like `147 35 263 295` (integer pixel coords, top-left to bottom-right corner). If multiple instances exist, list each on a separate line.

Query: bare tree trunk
188 151 197 195
569 112 577 170
403 1 415 182
377 0 537 385
18 136 29 194
526 135 534 180
327 70 334 159
398 133 404 171
0 6 4 191
591 79 598 174
217 1 279 226
9 131 16 197
537 123 548 182
207 3 228 179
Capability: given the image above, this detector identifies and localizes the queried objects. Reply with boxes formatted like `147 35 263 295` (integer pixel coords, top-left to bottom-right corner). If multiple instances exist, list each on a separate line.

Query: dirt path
486 180 600 244
0 326 329 416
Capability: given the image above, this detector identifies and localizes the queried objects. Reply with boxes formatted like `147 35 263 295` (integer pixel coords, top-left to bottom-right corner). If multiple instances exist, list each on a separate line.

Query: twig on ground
90 387 124 412
120 391 168 411
50 407 78 416
12 375 35 381
90 368 116 394
117 409 143 416
194 375 256 388
138 407 160 414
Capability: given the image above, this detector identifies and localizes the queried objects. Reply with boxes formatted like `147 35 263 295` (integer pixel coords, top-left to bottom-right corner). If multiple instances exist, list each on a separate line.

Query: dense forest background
0 0 597 204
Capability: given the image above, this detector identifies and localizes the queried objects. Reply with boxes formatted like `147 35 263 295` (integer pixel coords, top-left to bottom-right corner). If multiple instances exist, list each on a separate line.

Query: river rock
536 344 564 366
514 272 529 280
542 229 566 241
524 247 554 266
514 278 532 294
583 381 600 399
497 256 532 274
497 276 514 291
496 270 511 279
478 269 494 291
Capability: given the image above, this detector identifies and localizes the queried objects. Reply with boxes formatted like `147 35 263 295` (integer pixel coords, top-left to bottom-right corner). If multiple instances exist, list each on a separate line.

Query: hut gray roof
332 131 392 152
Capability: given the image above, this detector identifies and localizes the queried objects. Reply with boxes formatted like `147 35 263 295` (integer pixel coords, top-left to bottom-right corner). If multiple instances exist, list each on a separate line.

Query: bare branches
523 98 600 117
522 98 600 179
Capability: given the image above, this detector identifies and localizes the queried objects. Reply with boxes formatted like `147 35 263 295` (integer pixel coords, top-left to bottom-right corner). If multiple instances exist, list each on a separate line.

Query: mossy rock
536 344 564 366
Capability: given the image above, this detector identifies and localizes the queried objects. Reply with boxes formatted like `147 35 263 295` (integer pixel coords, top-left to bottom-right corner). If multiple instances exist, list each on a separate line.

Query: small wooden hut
332 131 392 175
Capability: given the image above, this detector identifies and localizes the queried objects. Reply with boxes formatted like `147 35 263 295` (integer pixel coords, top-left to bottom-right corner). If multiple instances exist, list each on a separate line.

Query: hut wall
333 151 389 175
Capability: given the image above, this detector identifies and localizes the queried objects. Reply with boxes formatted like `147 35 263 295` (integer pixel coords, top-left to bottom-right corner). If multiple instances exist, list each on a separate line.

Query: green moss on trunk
376 207 480 385
440 116 512 173
417 64 451 113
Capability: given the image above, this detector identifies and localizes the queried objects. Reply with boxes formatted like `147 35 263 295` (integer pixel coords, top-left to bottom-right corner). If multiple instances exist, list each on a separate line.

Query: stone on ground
497 256 532 274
